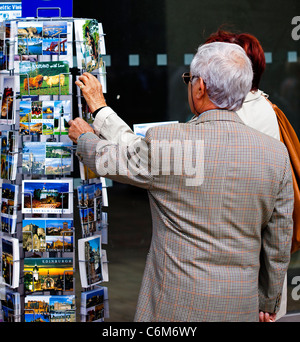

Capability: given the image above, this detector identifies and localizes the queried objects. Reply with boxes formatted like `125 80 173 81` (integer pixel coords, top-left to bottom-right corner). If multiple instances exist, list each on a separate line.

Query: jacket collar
188 109 245 126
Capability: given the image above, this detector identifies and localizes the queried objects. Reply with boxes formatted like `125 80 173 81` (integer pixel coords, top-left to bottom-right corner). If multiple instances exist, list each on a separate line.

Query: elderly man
69 42 293 322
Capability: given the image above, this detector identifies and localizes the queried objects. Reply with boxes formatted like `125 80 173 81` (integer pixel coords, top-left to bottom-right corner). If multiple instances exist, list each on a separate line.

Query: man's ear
194 78 206 100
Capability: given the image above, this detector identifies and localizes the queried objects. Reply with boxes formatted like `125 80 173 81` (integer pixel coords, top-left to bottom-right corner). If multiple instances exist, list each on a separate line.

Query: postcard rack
77 181 109 321
0 14 109 322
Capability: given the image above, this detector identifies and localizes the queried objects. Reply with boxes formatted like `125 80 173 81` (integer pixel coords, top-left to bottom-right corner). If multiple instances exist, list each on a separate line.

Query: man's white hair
190 42 253 111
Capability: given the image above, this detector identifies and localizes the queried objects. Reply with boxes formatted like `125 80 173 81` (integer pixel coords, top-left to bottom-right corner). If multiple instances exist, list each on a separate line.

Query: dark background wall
74 0 300 136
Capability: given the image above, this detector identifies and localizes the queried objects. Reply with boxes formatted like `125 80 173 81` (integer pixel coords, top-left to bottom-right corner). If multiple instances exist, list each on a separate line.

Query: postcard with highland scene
19 60 70 96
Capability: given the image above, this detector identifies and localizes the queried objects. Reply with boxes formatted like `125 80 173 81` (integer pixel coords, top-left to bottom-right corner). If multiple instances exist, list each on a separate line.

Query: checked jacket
76 107 294 322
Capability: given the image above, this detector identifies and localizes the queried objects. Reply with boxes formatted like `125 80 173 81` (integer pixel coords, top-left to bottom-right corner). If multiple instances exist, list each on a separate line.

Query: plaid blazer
77 107 294 322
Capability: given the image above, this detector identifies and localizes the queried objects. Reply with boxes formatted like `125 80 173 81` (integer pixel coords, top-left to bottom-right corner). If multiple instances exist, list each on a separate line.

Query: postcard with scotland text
19 99 71 136
19 61 70 96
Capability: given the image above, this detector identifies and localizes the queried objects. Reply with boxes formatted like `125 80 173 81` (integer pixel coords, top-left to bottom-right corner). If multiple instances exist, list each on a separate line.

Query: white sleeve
92 106 143 146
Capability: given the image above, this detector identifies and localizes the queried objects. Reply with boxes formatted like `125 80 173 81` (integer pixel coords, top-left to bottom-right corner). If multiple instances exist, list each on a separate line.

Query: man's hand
68 117 95 143
259 311 276 322
75 72 107 113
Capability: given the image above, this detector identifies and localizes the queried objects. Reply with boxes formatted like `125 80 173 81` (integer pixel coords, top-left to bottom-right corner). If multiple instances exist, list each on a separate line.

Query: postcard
41 21 73 67
1 290 21 322
22 141 72 175
81 286 109 322
1 236 20 288
22 218 73 253
76 73 106 139
17 21 43 56
1 181 18 234
79 208 96 235
22 141 45 175
101 212 108 244
53 99 72 135
76 80 93 125
77 182 102 209
16 20 73 65
25 295 50 322
0 21 7 71
78 236 108 288
79 162 99 181
75 19 101 72
0 21 15 71
19 60 70 96
19 99 72 136
24 257 73 293
133 120 179 138
22 218 46 253
1 216 17 235
42 21 68 56
102 186 108 207
25 295 75 322
0 24 10 70
1 182 18 214
77 182 104 235
92 60 107 93
0 76 15 124
22 179 73 214
0 130 18 180
98 23 106 56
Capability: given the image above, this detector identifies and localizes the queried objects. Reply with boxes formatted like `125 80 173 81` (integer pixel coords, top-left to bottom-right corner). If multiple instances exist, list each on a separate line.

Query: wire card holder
0 11 109 322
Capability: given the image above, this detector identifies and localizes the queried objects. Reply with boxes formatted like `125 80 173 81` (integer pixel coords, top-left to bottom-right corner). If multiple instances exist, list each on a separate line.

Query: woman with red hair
205 30 266 91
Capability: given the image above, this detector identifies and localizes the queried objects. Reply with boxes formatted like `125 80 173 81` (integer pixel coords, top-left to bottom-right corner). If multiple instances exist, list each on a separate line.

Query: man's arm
69 72 153 188
74 131 153 189
93 106 143 146
75 72 142 146
259 151 294 316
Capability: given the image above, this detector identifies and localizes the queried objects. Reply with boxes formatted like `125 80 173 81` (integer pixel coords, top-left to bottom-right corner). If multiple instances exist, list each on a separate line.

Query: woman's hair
205 30 266 91
190 42 253 111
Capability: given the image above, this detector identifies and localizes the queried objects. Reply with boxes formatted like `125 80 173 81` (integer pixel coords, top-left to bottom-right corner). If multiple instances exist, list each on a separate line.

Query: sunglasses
182 72 199 85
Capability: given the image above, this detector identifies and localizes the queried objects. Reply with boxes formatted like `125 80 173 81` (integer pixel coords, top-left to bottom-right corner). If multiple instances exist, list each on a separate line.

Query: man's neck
195 102 219 116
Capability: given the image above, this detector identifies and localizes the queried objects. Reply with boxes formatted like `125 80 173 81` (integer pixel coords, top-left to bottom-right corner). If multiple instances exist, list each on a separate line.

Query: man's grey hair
190 42 253 111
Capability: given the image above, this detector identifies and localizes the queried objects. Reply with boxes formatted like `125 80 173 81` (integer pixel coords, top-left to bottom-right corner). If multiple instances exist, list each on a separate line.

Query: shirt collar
188 109 245 125
243 89 266 103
